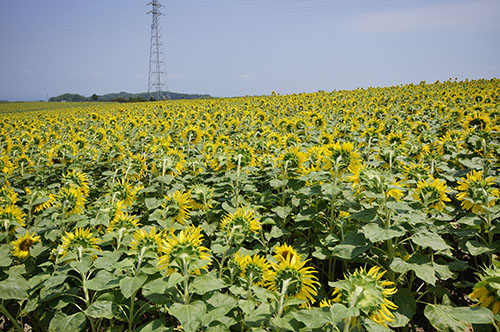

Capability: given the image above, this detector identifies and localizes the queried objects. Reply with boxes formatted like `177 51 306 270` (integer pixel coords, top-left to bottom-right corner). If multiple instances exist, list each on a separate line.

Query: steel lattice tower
147 0 167 101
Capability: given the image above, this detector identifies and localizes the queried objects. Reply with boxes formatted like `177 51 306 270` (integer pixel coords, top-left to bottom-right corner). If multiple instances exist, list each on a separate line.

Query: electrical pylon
147 0 167 101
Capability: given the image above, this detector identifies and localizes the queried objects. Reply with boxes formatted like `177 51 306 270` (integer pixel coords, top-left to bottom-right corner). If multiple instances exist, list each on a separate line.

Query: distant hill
49 91 212 102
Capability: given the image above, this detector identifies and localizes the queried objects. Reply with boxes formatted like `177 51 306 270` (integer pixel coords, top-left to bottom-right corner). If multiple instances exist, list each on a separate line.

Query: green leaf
390 255 437 285
169 301 206 332
465 240 495 256
49 312 87 332
0 245 12 267
424 304 469 332
203 293 238 326
119 273 148 298
93 250 121 270
450 306 495 324
86 270 121 291
361 223 405 243
348 208 377 222
134 320 173 332
292 307 330 328
410 229 451 251
329 303 359 324
145 198 162 210
269 179 287 188
0 277 29 300
390 288 416 327
192 274 225 294
271 206 292 219
331 233 371 260
85 299 115 319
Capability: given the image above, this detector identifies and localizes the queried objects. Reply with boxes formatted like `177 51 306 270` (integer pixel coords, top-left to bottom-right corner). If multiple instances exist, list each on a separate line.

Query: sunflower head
56 184 86 216
273 243 301 264
129 227 163 255
57 227 101 259
469 261 500 319
456 170 499 214
11 231 41 259
158 225 211 275
329 266 398 327
234 251 272 287
413 177 451 211
107 212 141 233
220 207 261 242
268 254 320 304
278 146 307 178
162 191 191 224
0 205 25 232
63 169 90 197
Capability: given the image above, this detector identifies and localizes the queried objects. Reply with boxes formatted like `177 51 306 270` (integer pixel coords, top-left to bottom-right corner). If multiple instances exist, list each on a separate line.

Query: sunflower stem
182 257 191 304
0 301 24 332
276 278 291 318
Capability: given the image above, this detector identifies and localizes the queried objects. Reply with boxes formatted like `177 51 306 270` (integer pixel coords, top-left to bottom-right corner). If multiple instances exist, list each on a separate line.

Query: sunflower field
0 78 500 332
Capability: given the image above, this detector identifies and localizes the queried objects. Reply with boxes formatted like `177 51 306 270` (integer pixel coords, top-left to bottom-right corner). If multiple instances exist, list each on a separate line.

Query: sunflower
126 153 148 181
469 262 500 325
0 205 25 231
220 207 261 239
326 141 361 175
278 146 307 178
329 266 398 327
413 177 451 211
109 178 142 207
57 227 101 258
163 190 191 224
456 170 499 214
189 184 214 210
63 169 90 197
234 251 272 287
401 162 431 184
162 148 186 176
273 243 301 264
129 227 163 253
267 253 320 304
55 184 86 216
463 111 492 132
11 231 41 259
318 131 335 146
0 155 13 174
107 213 141 233
182 125 203 144
227 143 256 169
0 184 18 206
157 225 211 274
303 146 328 174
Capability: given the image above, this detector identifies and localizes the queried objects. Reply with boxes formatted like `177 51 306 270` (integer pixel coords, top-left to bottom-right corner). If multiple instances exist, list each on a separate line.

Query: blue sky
1 0 499 101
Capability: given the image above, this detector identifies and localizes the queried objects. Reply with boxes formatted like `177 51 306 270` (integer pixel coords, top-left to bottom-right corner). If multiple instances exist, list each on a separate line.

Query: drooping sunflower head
158 225 211 274
326 141 361 175
182 125 203 144
402 162 431 184
55 184 86 216
278 146 307 178
125 153 148 181
234 251 272 287
11 231 41 259
220 207 261 241
0 155 14 174
129 227 163 254
227 143 256 169
63 169 90 197
469 261 500 320
189 184 214 210
162 190 192 224
0 184 17 207
57 227 101 258
0 205 26 232
456 170 499 214
268 254 320 304
109 178 141 207
463 111 491 132
413 177 451 211
106 212 141 233
329 266 398 327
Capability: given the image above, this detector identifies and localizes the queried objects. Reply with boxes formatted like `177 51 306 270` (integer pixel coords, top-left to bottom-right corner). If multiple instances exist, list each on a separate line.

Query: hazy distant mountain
49 91 212 102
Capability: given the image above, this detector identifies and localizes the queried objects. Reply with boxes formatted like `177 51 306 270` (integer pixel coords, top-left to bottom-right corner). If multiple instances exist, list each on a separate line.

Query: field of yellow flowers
0 78 499 332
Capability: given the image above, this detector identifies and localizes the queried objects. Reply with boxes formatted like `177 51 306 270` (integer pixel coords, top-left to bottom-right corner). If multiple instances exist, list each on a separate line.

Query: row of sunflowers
0 78 499 331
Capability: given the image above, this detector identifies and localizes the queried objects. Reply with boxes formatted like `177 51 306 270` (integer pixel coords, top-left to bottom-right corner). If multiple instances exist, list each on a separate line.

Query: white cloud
341 0 500 33
88 70 104 78
235 74 251 80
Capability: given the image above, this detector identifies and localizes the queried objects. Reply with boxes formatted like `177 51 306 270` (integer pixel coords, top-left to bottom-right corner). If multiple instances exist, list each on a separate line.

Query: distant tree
91 94 98 101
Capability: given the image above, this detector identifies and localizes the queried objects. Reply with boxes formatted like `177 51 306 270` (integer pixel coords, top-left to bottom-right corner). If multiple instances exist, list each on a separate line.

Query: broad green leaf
86 270 121 291
49 312 87 332
465 240 495 256
271 206 292 219
93 250 121 270
410 229 451 251
0 277 29 300
134 319 173 332
119 273 148 298
424 304 469 332
169 301 206 332
145 197 162 210
292 307 330 328
329 303 359 324
192 274 225 294
348 208 377 222
361 223 405 243
0 244 12 267
390 288 416 327
450 306 495 324
331 233 371 260
85 299 115 319
390 256 436 285
203 293 238 326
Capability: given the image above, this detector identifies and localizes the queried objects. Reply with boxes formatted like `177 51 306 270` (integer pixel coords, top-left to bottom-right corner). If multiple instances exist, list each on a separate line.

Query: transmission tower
147 0 167 101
